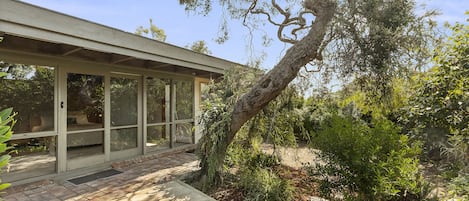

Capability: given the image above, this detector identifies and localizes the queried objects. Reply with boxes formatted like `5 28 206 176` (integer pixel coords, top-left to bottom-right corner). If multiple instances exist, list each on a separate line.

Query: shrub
309 114 426 200
447 174 469 200
239 167 294 201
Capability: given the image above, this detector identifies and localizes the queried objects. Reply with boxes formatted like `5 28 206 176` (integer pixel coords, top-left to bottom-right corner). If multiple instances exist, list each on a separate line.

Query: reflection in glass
6 137 56 178
0 61 55 134
111 128 138 151
147 125 170 150
111 77 138 126
67 131 104 159
147 78 170 123
67 73 104 131
175 123 193 146
175 80 193 120
200 82 209 104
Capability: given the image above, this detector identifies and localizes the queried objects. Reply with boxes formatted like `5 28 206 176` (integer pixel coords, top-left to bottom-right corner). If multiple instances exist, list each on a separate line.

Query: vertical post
57 67 67 172
104 73 111 161
170 80 176 148
142 76 148 155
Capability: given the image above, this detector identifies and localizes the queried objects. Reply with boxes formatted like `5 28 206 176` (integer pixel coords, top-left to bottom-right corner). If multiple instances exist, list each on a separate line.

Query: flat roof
0 0 241 77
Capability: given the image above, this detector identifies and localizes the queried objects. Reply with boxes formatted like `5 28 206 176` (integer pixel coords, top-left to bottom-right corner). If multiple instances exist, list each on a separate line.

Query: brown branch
243 0 258 26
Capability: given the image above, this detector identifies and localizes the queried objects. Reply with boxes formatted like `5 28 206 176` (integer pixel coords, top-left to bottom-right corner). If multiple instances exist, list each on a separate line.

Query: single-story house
0 0 237 185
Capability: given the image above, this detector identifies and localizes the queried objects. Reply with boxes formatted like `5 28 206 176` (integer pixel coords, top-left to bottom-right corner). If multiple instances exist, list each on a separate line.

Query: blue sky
20 0 468 70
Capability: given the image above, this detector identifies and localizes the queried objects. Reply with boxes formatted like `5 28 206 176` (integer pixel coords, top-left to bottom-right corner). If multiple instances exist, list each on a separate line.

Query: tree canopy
135 18 167 42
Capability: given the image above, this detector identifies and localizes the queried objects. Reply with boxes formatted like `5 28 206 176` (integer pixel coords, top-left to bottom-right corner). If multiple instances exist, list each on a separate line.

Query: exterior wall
0 50 204 183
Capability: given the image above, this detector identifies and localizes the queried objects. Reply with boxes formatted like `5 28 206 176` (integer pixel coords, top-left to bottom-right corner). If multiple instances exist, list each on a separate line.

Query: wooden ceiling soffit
62 47 83 56
110 55 134 64
151 63 173 69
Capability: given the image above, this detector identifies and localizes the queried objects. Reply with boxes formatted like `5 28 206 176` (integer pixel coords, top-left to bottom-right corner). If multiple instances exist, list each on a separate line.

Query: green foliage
0 107 15 192
447 174 469 200
197 66 305 191
135 18 167 41
239 166 294 201
399 17 469 165
309 114 425 200
185 40 212 55
197 66 260 189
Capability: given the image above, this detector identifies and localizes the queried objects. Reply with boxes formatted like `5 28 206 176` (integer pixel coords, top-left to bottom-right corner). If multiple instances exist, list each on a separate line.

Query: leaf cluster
0 107 16 192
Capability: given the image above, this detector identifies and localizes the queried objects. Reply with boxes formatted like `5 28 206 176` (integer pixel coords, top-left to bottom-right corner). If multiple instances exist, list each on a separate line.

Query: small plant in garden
0 71 16 193
0 107 15 192
238 152 293 201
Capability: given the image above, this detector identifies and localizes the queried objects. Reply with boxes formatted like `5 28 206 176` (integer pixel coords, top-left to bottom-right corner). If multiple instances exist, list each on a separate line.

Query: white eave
0 0 240 77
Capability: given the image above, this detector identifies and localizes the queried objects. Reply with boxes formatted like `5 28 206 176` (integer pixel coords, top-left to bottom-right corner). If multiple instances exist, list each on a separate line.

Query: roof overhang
0 0 241 78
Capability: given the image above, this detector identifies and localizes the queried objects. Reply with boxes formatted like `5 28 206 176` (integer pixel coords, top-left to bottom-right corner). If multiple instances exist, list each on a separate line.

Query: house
0 0 237 185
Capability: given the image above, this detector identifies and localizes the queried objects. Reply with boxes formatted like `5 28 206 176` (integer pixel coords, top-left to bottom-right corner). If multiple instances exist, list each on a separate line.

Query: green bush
0 107 15 192
309 114 426 200
447 174 469 200
239 167 294 201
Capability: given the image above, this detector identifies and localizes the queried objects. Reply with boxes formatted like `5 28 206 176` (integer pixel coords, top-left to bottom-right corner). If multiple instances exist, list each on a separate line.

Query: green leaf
0 155 11 168
0 183 11 191
0 126 9 136
0 134 11 144
0 108 12 122
0 144 6 153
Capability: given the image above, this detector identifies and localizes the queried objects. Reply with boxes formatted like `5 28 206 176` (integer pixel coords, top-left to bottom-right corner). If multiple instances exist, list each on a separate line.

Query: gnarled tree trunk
198 0 337 187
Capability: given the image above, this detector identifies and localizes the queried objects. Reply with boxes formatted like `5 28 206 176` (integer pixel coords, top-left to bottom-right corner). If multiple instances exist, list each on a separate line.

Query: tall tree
135 18 167 42
180 0 438 187
186 40 212 54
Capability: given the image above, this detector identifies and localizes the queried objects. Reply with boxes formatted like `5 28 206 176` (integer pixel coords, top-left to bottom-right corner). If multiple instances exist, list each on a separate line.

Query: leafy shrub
0 107 15 192
399 17 469 164
239 167 294 201
309 114 426 200
447 174 469 200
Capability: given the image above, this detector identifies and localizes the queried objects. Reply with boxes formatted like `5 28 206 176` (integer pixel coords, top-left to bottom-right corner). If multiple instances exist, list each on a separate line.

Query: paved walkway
3 153 215 201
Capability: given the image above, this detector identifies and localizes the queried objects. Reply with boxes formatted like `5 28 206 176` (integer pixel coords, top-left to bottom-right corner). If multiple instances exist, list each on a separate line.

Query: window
175 80 193 120
146 77 171 150
0 61 55 134
110 76 139 151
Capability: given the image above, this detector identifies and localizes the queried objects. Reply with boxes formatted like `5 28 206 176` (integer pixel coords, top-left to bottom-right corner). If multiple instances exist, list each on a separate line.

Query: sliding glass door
65 72 105 169
110 74 142 160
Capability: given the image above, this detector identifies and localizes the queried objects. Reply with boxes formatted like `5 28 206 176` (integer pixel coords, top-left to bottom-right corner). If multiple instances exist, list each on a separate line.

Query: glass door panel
146 77 171 150
66 73 104 159
110 76 139 153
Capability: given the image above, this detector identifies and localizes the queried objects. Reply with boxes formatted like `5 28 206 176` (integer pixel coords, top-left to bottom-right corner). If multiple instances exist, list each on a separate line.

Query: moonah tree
179 0 438 188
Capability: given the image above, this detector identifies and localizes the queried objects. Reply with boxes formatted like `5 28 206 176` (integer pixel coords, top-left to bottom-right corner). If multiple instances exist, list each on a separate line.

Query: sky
19 0 468 71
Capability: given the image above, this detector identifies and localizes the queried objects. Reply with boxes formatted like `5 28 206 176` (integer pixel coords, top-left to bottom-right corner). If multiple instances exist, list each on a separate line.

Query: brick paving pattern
3 153 201 201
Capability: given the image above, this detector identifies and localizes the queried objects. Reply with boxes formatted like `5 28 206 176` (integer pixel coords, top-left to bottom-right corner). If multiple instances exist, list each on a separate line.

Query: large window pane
147 78 170 123
175 123 193 146
67 131 104 159
67 73 104 131
175 80 193 120
111 77 138 126
6 137 56 180
147 125 170 150
0 61 54 134
111 128 137 151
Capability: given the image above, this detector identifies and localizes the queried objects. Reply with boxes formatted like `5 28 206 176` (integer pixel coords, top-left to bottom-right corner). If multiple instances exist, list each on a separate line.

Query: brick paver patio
3 152 205 201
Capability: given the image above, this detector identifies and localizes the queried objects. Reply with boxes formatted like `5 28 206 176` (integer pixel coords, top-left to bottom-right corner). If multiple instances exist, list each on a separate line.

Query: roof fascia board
0 0 238 73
